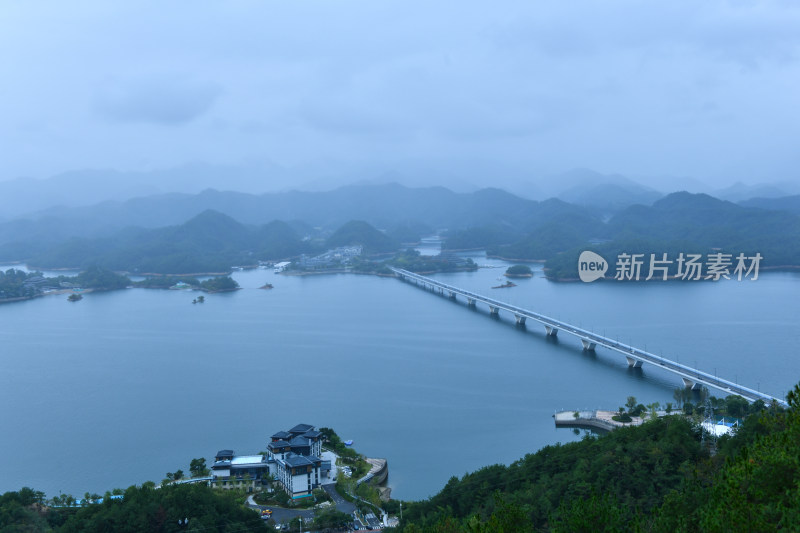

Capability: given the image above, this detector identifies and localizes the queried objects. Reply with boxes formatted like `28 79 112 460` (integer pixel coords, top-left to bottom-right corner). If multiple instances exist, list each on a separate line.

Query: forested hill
398 384 800 532
0 184 564 247
740 193 800 215
0 211 316 274
485 192 800 279
326 220 400 253
3 186 799 277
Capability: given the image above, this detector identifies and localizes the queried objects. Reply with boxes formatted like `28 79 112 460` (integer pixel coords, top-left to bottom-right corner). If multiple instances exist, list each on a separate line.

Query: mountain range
1 180 799 277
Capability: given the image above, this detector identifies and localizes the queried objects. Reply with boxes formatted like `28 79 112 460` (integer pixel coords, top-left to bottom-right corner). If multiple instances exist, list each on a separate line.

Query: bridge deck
390 267 786 407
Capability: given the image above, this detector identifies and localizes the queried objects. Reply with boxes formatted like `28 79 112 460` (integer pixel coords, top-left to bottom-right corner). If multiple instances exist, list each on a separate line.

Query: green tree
199 276 239 292
673 387 685 408
189 458 209 478
552 490 629 533
625 396 637 413
505 264 533 277
725 395 749 418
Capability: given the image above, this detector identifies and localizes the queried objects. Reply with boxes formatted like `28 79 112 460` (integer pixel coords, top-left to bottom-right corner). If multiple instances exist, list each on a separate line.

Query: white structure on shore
210 450 270 491
273 261 291 273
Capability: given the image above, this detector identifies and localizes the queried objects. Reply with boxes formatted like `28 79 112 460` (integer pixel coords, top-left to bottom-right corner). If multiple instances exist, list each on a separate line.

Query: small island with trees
504 264 533 278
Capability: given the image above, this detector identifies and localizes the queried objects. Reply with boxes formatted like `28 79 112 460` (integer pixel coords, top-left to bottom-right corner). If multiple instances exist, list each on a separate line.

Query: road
322 483 356 514
246 484 356 527
246 495 314 527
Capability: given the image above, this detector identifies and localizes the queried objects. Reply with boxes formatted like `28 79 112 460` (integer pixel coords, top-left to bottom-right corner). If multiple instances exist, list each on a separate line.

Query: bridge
390 267 787 407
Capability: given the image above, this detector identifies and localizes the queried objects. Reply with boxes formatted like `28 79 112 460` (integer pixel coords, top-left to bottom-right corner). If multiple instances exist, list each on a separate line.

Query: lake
1 255 798 500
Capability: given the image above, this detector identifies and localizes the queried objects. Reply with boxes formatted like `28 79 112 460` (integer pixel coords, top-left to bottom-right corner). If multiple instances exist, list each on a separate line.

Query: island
504 264 533 278
0 266 129 305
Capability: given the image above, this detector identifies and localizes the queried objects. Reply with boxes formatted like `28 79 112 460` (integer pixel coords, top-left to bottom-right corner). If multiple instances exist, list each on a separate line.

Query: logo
578 251 608 282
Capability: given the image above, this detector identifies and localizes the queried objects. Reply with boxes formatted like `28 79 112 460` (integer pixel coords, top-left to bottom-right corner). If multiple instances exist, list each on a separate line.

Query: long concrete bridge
390 267 787 407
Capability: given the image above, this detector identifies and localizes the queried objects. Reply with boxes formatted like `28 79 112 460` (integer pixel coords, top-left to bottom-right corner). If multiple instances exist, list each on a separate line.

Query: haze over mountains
2 174 800 278
3 163 799 222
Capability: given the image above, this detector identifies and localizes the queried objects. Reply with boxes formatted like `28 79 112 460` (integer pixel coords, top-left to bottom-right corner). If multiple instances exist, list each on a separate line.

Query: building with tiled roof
268 423 326 498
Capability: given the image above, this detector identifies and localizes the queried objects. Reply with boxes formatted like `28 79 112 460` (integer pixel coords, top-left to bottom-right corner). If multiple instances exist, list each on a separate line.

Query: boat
344 440 354 446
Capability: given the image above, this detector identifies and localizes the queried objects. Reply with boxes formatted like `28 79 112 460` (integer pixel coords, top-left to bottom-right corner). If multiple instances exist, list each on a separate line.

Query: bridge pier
448 291 456 300
467 298 476 307
489 306 499 316
682 377 702 390
515 315 526 326
581 339 596 351
626 356 643 368
545 326 558 337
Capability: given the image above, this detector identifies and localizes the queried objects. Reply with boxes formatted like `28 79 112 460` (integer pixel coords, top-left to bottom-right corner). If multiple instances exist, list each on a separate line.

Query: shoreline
0 288 96 305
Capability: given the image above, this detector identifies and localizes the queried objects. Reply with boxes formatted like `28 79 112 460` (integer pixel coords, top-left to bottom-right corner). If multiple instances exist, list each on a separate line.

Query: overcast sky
1 0 799 187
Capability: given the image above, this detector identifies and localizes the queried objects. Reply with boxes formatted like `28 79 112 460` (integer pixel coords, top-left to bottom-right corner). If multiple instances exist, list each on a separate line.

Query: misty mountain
482 201 605 260
493 168 664 211
0 210 308 274
445 198 601 252
325 220 399 253
0 184 584 248
712 182 797 203
0 162 291 219
558 182 662 212
543 192 800 278
739 195 800 215
606 192 799 247
0 212 404 274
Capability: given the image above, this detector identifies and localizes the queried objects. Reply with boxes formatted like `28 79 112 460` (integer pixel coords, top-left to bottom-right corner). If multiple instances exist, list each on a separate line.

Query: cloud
2 0 800 184
93 78 222 125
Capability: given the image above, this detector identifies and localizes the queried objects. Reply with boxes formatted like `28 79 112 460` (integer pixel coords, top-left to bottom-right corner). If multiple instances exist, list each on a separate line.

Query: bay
1 256 798 500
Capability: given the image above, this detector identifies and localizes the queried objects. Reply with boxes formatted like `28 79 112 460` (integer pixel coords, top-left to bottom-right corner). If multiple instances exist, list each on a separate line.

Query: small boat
344 440 354 446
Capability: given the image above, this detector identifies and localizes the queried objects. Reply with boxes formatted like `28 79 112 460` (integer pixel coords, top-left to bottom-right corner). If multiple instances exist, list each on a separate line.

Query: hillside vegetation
0 484 267 532
534 192 800 279
0 213 375 274
398 384 800 532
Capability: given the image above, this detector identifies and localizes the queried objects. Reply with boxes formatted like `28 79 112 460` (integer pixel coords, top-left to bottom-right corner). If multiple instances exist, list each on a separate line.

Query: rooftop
281 453 322 468
289 436 310 447
231 455 266 466
288 423 314 434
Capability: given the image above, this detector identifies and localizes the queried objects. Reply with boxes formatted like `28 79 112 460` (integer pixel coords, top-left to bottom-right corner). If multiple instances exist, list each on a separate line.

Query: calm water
1 256 799 500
